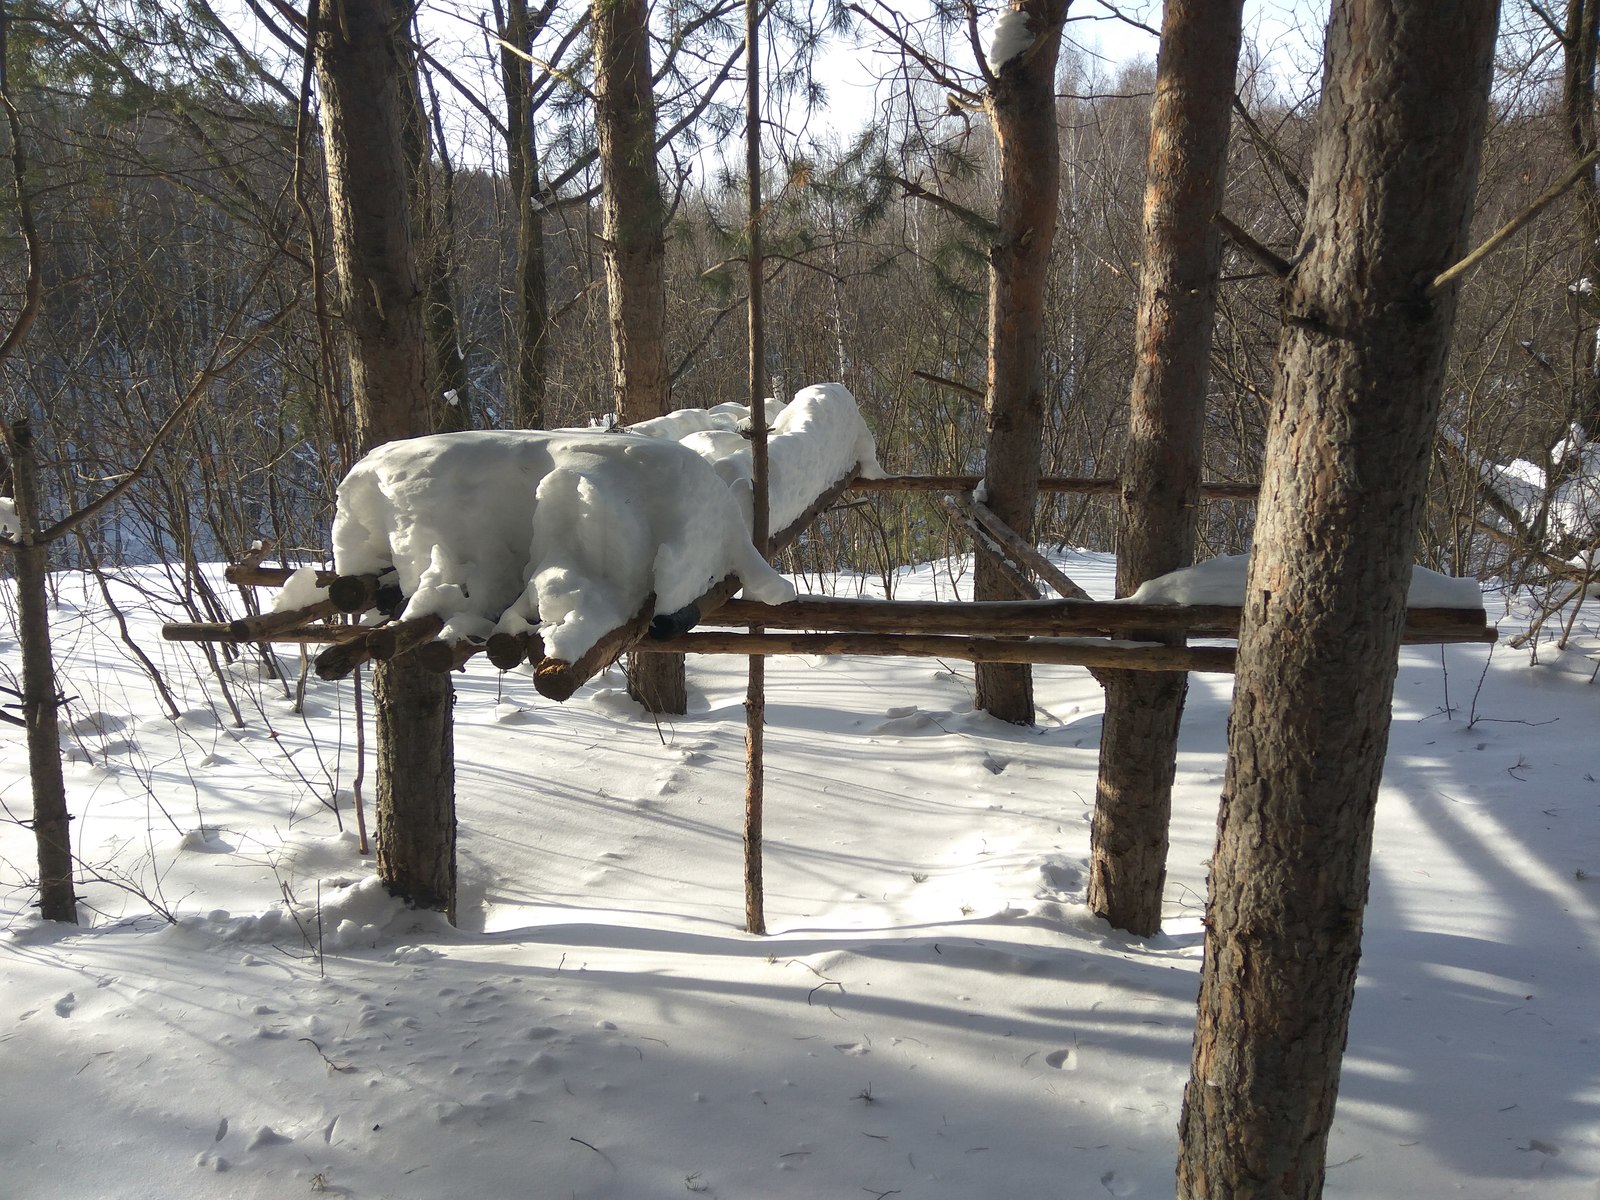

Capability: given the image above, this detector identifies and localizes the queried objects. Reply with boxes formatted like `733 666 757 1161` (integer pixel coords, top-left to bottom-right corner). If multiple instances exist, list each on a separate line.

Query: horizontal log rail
636 631 1239 673
707 595 1497 644
849 475 1260 500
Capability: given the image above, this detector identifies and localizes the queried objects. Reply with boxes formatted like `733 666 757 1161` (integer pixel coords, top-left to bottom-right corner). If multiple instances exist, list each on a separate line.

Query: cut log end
534 659 579 702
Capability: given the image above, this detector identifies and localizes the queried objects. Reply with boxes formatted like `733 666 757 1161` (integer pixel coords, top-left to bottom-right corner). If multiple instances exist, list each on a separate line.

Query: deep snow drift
0 552 1595 1200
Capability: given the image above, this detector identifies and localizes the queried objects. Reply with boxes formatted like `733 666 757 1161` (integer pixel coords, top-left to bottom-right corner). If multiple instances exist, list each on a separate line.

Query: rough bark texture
1176 5 1499 1196
975 0 1068 725
315 0 457 920
1089 0 1243 938
11 422 75 922
1563 0 1600 433
593 0 685 714
499 0 550 430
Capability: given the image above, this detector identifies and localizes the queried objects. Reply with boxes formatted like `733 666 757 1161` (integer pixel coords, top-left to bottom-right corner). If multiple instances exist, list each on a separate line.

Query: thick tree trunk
592 0 685 714
1563 0 1600 434
975 0 1068 725
1176 4 1499 1196
1089 0 1243 937
10 421 75 923
499 0 550 430
315 0 457 920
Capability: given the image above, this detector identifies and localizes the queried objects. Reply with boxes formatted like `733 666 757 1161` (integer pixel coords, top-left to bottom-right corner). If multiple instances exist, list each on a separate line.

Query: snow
1469 423 1600 550
331 386 881 658
1 554 1596 1199
986 9 1035 72
0 496 18 539
1128 552 1488 608
267 565 328 613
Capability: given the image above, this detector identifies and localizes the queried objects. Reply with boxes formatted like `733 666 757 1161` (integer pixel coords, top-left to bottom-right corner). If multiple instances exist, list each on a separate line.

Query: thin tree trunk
592 0 686 714
315 0 457 921
1563 0 1600 434
1176 4 1499 1195
1089 0 1244 937
743 0 768 936
10 421 74 923
975 0 1068 725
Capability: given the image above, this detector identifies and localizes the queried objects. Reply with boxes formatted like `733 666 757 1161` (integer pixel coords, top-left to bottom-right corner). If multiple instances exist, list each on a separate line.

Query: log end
534 659 578 702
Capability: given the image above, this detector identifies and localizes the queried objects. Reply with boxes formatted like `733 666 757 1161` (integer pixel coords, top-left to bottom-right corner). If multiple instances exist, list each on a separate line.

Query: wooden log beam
849 475 1260 500
368 613 447 661
163 620 367 645
636 631 1240 673
226 598 343 640
707 594 1496 644
949 491 1093 600
412 637 485 673
225 564 340 588
534 469 859 702
485 630 544 670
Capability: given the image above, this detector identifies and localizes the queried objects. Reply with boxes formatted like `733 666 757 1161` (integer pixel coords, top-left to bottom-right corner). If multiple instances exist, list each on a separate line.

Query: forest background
5 0 1588 615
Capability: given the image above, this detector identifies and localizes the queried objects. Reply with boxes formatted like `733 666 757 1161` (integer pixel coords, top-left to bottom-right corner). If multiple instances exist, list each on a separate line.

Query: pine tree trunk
499 0 550 430
1176 5 1499 1195
315 0 458 920
10 421 75 923
373 654 456 923
1089 0 1243 937
975 0 1068 725
593 0 685 714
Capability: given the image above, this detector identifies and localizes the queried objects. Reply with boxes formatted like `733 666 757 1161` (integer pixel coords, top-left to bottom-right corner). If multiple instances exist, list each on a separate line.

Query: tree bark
10 421 75 922
498 0 551 430
592 0 686 714
1176 4 1499 1196
315 0 457 920
1090 0 1244 938
975 0 1069 725
1563 0 1600 434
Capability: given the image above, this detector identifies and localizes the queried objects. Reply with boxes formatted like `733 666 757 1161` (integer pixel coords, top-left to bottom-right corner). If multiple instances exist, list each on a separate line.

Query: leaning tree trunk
315 0 457 921
1089 0 1243 937
975 0 1068 725
592 0 686 714
1176 4 1499 1196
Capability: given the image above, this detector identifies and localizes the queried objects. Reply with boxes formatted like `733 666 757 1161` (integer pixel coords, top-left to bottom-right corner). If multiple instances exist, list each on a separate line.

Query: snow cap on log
1126 553 1487 610
330 384 883 666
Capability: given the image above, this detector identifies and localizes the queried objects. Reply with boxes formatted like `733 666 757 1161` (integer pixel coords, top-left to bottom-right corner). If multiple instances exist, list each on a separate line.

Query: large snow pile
1127 553 1486 608
332 384 882 661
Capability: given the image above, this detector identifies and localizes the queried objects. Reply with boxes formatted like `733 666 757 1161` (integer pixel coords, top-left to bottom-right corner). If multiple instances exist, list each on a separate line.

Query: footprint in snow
54 992 76 1018
1100 1169 1137 1196
1044 1047 1078 1070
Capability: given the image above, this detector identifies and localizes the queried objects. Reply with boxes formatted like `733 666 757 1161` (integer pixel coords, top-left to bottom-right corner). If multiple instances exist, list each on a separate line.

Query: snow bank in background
987 9 1034 70
332 385 882 661
1473 422 1600 548
1127 553 1486 608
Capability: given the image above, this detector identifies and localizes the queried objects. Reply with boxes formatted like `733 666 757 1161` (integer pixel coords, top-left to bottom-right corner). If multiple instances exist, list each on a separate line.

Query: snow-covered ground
0 553 1595 1199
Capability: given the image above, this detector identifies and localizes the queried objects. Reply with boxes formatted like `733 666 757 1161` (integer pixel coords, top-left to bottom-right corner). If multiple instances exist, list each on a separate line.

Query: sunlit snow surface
1 558 1596 1198
332 383 882 659
1128 553 1486 608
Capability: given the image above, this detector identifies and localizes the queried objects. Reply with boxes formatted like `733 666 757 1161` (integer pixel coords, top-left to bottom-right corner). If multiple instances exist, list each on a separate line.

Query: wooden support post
847 475 1260 500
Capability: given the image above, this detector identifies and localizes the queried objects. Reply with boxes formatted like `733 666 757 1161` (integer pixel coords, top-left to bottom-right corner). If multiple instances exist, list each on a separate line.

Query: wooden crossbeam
636 631 1240 673
707 595 1497 645
849 475 1259 500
